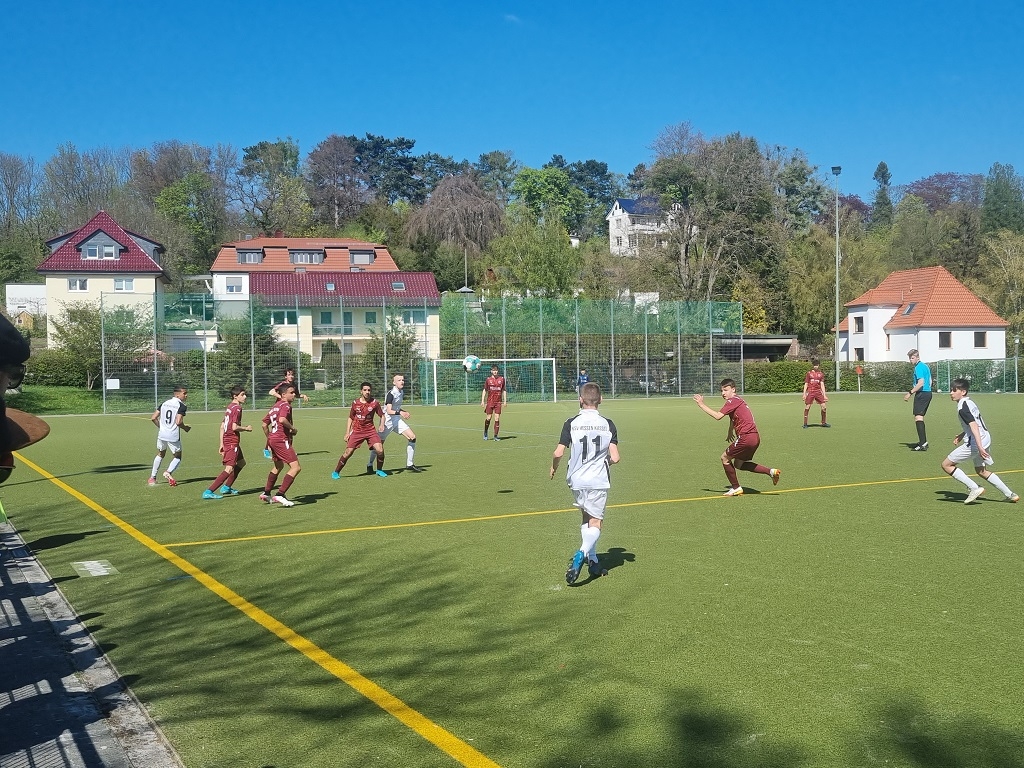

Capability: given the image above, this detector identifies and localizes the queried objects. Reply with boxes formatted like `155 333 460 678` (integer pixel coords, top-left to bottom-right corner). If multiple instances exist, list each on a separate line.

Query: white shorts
379 417 410 441
157 438 182 454
572 488 608 520
946 440 994 468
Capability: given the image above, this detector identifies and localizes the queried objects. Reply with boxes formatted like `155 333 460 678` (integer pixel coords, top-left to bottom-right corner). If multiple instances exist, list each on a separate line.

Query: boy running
802 359 830 428
204 386 252 499
694 379 781 496
260 383 300 506
941 378 1019 505
333 382 387 478
369 374 421 473
149 385 190 487
551 382 620 584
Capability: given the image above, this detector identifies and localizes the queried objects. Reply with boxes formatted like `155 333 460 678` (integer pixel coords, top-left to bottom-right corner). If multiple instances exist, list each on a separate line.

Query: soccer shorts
380 416 410 439
946 440 994 468
725 433 760 463
484 402 503 415
156 438 182 454
804 392 826 405
913 391 933 417
346 431 382 450
269 440 298 464
221 443 243 467
572 488 608 520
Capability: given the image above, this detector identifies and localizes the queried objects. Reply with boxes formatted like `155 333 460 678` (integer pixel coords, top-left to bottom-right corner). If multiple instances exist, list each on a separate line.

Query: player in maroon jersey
693 379 781 496
802 359 830 428
204 385 253 499
333 382 387 478
260 383 301 506
481 364 507 440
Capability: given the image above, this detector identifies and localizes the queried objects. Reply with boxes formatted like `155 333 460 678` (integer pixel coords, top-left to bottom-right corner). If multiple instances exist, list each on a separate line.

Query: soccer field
8 392 1024 767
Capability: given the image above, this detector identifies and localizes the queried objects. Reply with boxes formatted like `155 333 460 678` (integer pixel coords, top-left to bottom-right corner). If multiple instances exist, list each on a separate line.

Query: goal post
419 358 558 406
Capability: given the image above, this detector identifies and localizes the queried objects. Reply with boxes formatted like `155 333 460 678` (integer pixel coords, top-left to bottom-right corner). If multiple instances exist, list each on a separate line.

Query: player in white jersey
368 374 421 473
550 382 620 584
148 385 190 487
941 378 1018 505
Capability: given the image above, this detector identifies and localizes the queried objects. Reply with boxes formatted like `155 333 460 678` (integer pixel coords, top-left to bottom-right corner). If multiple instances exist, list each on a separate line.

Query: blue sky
2 0 1022 201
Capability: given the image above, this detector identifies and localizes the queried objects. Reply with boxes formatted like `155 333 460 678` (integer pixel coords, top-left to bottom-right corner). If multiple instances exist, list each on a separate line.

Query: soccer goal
419 358 558 406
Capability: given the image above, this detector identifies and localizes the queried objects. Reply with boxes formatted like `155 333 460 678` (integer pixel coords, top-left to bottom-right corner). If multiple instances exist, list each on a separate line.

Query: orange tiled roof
843 266 1006 330
211 237 398 273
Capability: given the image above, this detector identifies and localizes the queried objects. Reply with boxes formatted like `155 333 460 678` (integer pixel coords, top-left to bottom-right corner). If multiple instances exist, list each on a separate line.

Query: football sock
581 525 601 560
820 409 827 424
740 462 771 475
209 470 231 493
167 457 181 475
335 456 347 473
802 407 809 425
916 421 927 445
483 421 489 437
407 440 415 465
279 474 295 496
265 473 277 493
494 424 500 438
376 452 385 469
229 465 243 485
951 468 978 490
151 456 163 477
724 463 739 487
985 472 1013 497
368 449 377 468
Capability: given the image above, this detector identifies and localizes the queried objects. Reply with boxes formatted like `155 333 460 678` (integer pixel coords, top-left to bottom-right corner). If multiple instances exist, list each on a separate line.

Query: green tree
978 229 1024 341
981 162 1024 234
155 171 224 274
511 167 589 235
937 202 983 281
50 300 153 389
482 211 582 297
235 138 309 235
473 150 519 207
871 161 894 230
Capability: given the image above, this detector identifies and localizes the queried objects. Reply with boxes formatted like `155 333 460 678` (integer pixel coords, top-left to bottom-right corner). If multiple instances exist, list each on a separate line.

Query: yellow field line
15 453 503 768
162 468 1024 548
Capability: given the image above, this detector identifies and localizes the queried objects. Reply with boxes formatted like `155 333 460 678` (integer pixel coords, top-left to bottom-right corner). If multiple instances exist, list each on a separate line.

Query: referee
903 349 932 451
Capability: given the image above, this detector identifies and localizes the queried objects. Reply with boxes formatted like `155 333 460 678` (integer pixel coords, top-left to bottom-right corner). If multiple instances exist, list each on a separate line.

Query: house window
402 309 426 324
628 235 638 248
974 331 987 348
68 278 88 292
351 250 374 265
237 251 262 264
854 348 864 361
85 245 99 259
391 281 406 291
225 277 243 294
342 311 352 334
290 250 324 264
854 316 864 333
903 302 916 316
114 278 134 292
939 331 952 348
343 342 353 355
326 282 335 291
885 333 891 351
364 311 377 325
615 237 622 247
102 244 116 259
320 311 332 325
271 310 298 325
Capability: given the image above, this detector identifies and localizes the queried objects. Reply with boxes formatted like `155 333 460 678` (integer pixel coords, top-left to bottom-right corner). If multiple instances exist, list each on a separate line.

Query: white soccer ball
462 354 482 373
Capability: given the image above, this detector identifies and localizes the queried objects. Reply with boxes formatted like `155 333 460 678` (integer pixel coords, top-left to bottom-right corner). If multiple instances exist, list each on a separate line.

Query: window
615 237 622 247
320 311 332 325
628 234 638 248
68 278 88 292
939 331 952 348
351 250 374 265
403 309 426 324
114 278 134 292
391 281 406 291
364 311 377 325
854 348 865 361
854 316 864 333
271 310 298 325
237 251 262 264
903 302 916 316
102 244 116 259
343 342 353 355
343 311 352 334
974 331 987 348
290 250 324 264
885 333 891 351
85 245 99 259
326 282 335 291
225 277 243 294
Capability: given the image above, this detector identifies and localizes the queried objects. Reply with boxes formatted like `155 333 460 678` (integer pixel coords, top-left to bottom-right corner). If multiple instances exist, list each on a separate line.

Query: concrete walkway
0 520 183 768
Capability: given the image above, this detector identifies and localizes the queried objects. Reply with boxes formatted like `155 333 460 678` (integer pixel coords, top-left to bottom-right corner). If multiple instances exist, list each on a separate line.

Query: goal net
418 358 558 406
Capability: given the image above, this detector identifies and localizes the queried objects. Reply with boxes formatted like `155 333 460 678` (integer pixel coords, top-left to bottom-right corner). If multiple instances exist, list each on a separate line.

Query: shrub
26 348 86 387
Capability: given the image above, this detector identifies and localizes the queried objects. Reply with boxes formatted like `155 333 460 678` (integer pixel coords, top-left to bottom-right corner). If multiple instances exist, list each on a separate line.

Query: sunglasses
2 363 25 389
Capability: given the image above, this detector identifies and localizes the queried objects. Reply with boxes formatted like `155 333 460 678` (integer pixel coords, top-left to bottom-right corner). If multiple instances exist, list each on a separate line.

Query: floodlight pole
832 166 842 391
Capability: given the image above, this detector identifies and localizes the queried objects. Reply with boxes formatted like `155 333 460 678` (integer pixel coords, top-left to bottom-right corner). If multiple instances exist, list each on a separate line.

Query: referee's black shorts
913 390 932 417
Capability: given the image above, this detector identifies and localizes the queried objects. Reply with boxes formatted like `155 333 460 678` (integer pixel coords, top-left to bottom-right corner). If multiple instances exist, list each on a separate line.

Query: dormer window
85 246 99 259
102 244 116 259
238 251 262 264
290 250 324 264
350 250 374 265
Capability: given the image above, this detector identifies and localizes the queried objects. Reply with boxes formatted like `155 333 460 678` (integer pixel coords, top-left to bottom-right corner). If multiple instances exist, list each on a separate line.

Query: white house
838 266 1008 362
5 283 47 317
606 197 674 256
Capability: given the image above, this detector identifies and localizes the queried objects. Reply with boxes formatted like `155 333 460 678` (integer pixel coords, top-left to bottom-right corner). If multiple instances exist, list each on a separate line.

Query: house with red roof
210 237 441 361
37 211 169 346
838 266 1007 362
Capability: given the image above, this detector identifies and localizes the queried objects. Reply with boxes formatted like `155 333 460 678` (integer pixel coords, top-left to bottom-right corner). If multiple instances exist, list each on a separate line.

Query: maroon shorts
804 392 826 405
269 439 298 464
346 431 382 450
222 443 244 466
484 402 502 415
725 432 760 463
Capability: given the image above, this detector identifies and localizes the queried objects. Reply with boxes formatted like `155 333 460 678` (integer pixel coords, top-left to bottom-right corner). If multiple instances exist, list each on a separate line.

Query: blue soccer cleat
263 448 272 459
565 550 585 585
202 489 222 500
331 471 341 480
219 485 238 496
375 469 388 478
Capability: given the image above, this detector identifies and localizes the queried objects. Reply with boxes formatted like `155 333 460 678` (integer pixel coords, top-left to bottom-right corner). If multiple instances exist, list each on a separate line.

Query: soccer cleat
147 477 156 487
770 468 781 486
374 469 388 478
263 448 272 459
163 471 177 487
494 436 501 441
724 486 744 496
802 424 808 429
273 495 295 507
822 423 831 428
219 485 238 496
365 465 374 475
964 486 985 504
1009 494 1020 503
913 442 929 452
565 550 585 585
483 435 489 440
259 492 272 503
202 490 222 500
588 560 608 578
406 465 423 473
331 471 341 480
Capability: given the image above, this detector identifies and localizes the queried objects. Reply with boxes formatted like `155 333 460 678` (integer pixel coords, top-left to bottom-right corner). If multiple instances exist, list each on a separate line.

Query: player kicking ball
941 378 1019 505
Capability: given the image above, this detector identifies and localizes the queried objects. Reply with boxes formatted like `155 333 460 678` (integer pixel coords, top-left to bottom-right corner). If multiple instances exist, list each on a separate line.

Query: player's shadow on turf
700 487 766 495
25 530 108 552
293 493 331 504
570 547 636 586
934 489 978 504
903 442 924 450
298 450 329 456
94 464 149 474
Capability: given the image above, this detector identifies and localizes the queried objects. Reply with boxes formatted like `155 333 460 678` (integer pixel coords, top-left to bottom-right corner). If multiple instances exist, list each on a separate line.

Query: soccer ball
462 354 482 373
